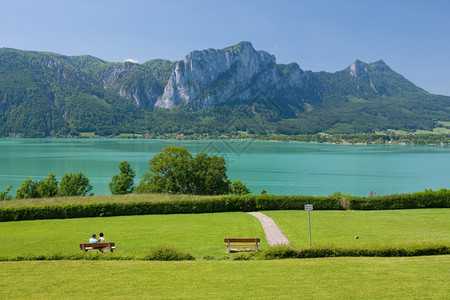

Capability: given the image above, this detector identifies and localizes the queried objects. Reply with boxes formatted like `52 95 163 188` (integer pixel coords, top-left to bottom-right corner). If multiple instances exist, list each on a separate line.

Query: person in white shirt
98 232 105 243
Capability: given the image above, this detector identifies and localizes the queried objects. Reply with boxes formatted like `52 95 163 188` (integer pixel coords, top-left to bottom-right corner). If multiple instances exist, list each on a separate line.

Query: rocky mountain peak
349 59 368 77
155 42 296 109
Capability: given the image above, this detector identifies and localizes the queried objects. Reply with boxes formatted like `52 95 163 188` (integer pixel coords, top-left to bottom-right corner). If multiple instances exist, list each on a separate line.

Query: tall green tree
109 161 135 195
59 172 93 196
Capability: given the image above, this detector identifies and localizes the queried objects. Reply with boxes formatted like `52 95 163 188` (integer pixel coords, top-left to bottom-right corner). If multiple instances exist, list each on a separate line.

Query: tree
109 161 135 195
136 147 192 194
0 185 13 200
59 172 93 196
14 173 59 199
37 173 59 198
136 146 231 195
15 178 40 199
231 179 251 195
190 153 230 195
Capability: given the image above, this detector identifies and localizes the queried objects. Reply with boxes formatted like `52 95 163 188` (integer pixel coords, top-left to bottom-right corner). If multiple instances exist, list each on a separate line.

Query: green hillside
0 47 449 138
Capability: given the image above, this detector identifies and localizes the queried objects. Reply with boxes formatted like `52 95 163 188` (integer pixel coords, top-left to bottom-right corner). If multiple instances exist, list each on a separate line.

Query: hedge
348 189 450 210
0 189 448 222
255 244 450 260
1 244 447 261
0 195 339 222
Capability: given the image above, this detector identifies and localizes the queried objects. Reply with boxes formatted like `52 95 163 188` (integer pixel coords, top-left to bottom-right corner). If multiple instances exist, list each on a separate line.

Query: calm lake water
0 138 449 196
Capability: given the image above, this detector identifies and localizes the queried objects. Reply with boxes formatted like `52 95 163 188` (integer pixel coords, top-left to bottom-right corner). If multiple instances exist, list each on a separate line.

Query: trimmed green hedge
348 189 450 210
0 189 448 222
0 195 340 222
255 244 450 260
1 244 447 261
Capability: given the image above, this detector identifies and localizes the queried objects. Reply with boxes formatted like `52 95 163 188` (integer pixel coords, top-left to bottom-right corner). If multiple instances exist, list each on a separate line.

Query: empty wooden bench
224 238 260 253
79 242 116 252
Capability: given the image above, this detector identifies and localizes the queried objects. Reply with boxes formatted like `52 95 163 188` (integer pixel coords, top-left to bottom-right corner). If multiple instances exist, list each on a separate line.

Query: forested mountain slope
0 43 448 137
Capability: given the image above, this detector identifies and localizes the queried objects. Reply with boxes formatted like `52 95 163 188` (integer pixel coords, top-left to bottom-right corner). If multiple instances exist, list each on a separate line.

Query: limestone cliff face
155 42 314 111
95 60 172 109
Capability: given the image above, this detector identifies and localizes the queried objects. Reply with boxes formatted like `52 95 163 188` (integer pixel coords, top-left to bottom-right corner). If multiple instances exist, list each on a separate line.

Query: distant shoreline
2 132 448 146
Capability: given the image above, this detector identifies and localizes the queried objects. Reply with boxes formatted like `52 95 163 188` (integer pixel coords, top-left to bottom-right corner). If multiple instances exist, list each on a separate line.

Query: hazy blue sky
1 0 449 95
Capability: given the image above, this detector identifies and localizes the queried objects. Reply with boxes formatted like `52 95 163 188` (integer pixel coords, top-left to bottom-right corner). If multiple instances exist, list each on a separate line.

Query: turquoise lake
0 138 449 196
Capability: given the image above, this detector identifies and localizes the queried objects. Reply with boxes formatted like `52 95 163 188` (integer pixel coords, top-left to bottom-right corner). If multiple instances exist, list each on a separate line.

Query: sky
1 0 450 95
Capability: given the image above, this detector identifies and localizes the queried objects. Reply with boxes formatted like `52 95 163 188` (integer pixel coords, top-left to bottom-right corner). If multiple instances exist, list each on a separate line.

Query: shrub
256 245 298 259
142 246 195 261
231 179 251 195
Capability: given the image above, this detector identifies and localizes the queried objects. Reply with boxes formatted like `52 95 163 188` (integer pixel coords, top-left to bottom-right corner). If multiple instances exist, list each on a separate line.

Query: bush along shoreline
0 189 448 222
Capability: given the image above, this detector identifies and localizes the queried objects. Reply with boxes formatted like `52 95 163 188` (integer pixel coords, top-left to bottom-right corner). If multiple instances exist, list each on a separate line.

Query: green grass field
1 208 449 298
264 209 450 247
0 256 449 299
1 209 448 259
0 212 266 258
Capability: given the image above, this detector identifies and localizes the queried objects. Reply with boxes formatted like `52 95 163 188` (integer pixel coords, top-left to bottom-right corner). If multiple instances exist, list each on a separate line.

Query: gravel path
248 212 290 246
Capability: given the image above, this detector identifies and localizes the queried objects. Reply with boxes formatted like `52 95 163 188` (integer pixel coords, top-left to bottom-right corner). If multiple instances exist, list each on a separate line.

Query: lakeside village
40 130 450 146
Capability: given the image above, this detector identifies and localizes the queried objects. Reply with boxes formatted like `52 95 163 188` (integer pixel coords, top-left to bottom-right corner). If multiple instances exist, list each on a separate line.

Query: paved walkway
248 212 290 246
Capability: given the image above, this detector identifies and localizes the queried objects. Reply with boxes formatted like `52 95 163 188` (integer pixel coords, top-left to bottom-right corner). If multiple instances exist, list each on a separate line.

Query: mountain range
0 41 449 137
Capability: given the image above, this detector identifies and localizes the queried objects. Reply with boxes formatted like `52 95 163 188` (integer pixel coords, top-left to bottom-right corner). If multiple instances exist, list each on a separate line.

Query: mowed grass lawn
0 212 266 258
264 209 450 247
0 209 448 259
0 256 449 299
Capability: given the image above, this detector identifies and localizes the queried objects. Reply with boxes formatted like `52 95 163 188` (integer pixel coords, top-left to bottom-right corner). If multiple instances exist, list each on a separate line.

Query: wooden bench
224 238 260 253
79 242 116 252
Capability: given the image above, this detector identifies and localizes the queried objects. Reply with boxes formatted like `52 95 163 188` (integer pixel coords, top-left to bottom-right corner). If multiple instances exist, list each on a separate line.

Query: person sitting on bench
98 232 105 243
89 234 98 243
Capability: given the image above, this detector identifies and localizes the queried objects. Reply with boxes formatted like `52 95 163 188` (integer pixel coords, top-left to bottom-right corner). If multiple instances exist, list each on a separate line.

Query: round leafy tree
136 146 231 195
59 172 93 196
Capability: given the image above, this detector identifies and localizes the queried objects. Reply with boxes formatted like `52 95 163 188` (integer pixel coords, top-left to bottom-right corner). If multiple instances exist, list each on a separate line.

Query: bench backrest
80 242 115 248
224 238 260 243
79 242 116 251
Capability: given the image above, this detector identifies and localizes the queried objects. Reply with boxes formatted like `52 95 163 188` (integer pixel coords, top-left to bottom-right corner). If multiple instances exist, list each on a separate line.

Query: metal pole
308 210 312 246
